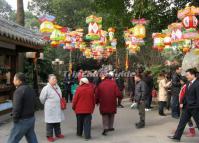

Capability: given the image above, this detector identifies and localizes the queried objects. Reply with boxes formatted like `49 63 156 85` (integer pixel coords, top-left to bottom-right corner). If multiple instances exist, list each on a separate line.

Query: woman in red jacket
72 78 95 140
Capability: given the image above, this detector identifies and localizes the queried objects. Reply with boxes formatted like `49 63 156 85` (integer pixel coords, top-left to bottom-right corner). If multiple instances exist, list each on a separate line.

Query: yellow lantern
40 21 54 33
133 24 146 39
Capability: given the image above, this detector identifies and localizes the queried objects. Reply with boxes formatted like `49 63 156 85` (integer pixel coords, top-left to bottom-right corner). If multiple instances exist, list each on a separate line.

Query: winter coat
171 73 182 96
134 80 147 102
96 79 122 114
12 84 36 122
158 79 171 102
72 84 95 114
40 83 65 123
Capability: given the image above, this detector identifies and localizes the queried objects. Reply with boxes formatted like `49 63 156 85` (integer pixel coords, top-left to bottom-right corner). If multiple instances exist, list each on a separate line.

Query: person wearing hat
72 78 95 140
96 73 122 136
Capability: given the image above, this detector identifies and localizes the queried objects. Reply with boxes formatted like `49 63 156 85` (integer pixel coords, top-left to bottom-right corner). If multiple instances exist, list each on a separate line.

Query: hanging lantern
108 27 115 41
40 21 54 33
164 36 171 46
182 15 198 29
152 33 165 51
51 41 59 47
194 39 199 49
50 29 65 41
133 24 146 39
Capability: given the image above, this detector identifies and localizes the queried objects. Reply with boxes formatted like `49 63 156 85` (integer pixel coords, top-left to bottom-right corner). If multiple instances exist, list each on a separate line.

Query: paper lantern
40 21 54 33
108 27 115 41
164 36 171 45
182 15 198 29
51 41 59 47
50 29 65 41
194 39 199 49
152 33 165 50
133 24 146 39
171 29 183 43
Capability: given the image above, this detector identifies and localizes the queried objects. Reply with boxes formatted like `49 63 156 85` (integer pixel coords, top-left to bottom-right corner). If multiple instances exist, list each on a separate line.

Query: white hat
80 78 89 84
108 71 114 77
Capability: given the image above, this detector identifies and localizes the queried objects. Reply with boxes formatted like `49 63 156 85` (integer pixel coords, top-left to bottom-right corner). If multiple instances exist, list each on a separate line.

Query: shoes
145 108 152 111
47 137 55 142
108 128 115 131
186 128 196 137
135 122 145 129
56 134 64 139
172 116 180 119
168 136 180 142
102 129 109 136
85 137 91 141
117 105 124 108
159 113 166 116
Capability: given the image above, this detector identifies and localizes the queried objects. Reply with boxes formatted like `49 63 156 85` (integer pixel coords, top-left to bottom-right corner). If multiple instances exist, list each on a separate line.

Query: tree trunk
16 0 25 26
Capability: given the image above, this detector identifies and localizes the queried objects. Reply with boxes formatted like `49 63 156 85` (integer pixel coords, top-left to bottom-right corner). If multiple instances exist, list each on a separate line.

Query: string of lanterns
39 15 117 60
152 5 199 54
124 18 149 54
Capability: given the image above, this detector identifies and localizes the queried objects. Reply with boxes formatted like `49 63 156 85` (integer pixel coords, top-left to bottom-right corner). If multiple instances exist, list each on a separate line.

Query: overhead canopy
0 17 47 52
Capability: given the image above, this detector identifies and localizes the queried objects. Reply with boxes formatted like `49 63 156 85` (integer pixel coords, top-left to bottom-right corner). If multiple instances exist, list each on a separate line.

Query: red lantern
182 15 198 29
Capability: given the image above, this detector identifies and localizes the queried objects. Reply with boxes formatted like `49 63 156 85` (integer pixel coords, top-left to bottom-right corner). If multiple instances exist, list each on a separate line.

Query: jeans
76 114 92 139
171 95 180 118
7 116 38 143
46 123 61 137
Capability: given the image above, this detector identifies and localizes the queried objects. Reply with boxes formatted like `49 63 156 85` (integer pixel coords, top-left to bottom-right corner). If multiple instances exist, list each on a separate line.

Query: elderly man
7 73 38 143
72 78 95 140
96 73 122 136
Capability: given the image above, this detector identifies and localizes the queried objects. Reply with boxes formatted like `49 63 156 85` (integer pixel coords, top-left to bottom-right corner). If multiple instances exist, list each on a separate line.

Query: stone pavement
0 100 198 143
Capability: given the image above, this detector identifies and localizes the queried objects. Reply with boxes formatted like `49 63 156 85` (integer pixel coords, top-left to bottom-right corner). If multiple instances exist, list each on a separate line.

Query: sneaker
56 134 64 139
47 137 55 142
145 108 151 111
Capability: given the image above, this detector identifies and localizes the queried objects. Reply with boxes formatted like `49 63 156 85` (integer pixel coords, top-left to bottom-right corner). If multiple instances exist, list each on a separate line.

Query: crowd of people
6 66 199 143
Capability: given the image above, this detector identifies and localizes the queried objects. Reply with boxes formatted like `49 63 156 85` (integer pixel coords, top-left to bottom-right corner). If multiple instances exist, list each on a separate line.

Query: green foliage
0 0 12 19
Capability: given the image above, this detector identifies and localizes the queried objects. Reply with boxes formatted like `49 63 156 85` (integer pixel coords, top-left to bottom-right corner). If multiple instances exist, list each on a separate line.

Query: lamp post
52 58 64 75
26 52 44 96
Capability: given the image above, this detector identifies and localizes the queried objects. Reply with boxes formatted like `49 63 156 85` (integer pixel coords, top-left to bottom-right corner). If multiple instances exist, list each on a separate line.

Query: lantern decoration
50 28 65 41
168 23 183 43
85 15 102 41
131 18 149 39
152 33 165 51
108 27 115 41
51 41 59 48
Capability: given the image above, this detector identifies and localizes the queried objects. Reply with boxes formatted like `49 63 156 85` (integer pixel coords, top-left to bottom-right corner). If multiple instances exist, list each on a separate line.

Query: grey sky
5 0 31 10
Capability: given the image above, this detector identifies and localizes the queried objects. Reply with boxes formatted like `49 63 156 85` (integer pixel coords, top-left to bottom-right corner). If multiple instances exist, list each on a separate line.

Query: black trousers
76 114 92 139
159 101 166 115
46 123 61 137
174 108 199 139
145 92 152 109
171 95 180 118
66 90 73 103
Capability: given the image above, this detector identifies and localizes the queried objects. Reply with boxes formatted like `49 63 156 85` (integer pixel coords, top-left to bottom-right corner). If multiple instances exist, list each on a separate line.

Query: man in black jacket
171 66 182 119
134 73 147 129
168 68 199 142
7 73 38 143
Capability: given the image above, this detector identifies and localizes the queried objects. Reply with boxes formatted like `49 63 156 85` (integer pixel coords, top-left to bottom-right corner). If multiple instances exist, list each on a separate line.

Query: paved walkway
0 100 198 143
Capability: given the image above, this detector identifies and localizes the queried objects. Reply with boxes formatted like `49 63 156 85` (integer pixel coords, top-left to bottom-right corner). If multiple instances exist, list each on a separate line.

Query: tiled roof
0 17 47 48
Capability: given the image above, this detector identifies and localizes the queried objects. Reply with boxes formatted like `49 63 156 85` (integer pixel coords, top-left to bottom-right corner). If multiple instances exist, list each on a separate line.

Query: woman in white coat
158 73 171 116
40 74 65 142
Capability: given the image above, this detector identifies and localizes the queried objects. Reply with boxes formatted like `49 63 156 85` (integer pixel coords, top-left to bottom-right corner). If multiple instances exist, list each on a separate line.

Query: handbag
51 85 67 110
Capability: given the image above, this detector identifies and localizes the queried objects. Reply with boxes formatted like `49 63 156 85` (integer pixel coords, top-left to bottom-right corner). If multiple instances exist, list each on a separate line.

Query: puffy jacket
72 84 95 114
